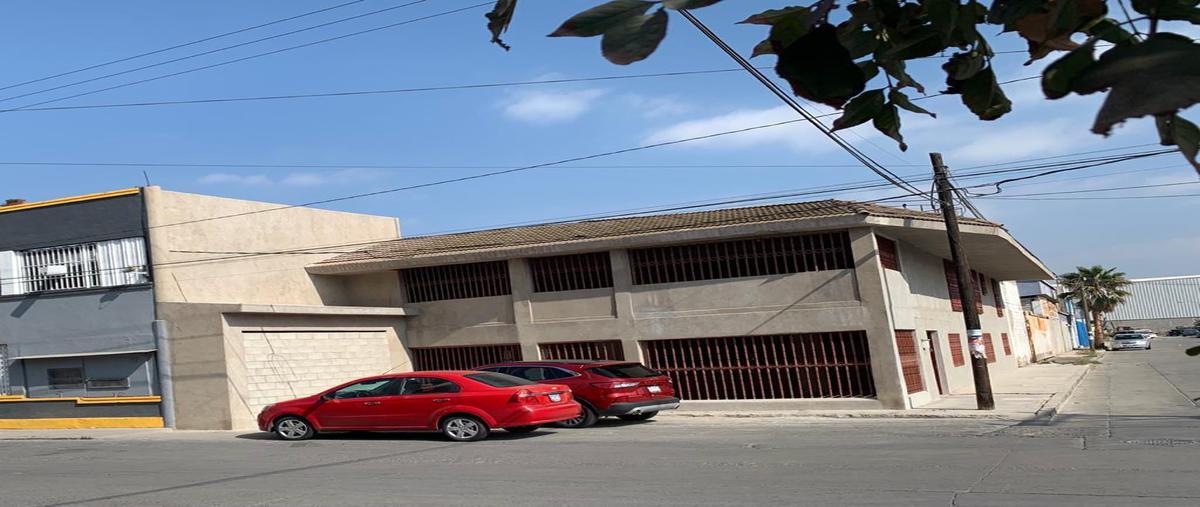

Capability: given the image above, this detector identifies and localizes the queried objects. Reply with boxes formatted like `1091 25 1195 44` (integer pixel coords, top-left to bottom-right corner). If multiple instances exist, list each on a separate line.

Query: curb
1026 363 1093 424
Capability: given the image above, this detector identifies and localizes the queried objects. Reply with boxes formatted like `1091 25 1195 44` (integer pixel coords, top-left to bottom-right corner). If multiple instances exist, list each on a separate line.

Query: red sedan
257 371 581 441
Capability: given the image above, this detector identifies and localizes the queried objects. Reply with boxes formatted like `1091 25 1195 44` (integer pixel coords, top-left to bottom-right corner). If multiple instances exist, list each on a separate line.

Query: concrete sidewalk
666 360 1092 422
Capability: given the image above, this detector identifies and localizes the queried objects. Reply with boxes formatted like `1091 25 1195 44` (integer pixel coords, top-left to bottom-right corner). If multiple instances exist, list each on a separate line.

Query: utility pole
931 153 995 410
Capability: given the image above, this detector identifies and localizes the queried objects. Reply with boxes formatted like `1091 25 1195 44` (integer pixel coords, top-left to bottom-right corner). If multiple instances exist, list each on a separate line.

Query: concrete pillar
152 319 176 428
609 250 643 362
508 258 540 360
848 228 907 409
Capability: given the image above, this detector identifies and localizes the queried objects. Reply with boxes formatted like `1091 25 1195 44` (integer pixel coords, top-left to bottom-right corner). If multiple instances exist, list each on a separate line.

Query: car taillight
592 381 638 389
511 389 538 404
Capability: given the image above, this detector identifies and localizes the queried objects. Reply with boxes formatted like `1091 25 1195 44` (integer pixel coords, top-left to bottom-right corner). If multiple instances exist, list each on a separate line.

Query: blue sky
0 1 1197 277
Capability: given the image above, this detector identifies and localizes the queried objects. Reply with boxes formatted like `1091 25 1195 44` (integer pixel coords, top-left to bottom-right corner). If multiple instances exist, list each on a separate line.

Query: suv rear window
464 372 535 387
588 363 660 379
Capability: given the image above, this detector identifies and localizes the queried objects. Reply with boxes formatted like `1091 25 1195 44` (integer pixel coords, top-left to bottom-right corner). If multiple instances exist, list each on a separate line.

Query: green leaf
943 64 1012 120
944 51 986 81
774 25 868 108
485 0 518 51
883 26 945 59
1131 0 1200 23
833 89 886 130
767 10 815 48
751 39 774 58
925 0 960 41
872 103 908 151
600 8 669 65
837 22 879 59
738 6 811 25
859 60 881 81
1042 41 1096 99
1085 18 1136 45
987 0 1046 29
1161 114 1200 173
549 0 654 37
662 0 723 9
890 89 936 118
881 59 925 94
1072 33 1200 134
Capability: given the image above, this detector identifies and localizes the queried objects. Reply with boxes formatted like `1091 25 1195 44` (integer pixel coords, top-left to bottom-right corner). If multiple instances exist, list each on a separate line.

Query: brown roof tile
312 199 997 267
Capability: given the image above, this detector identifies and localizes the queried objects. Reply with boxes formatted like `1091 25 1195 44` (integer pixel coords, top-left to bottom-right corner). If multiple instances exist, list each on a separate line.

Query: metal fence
628 231 853 286
409 344 523 371
402 261 511 303
538 340 625 361
529 252 613 293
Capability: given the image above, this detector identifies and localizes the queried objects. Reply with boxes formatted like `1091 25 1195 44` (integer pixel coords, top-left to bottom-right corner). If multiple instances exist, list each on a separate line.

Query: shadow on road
236 428 557 442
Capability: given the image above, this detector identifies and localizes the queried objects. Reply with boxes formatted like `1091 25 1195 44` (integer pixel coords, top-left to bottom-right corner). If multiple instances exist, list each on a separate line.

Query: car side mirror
320 392 334 401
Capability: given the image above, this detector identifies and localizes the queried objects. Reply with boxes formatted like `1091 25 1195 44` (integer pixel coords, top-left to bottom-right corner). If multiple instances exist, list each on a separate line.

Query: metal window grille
947 333 966 367
629 232 853 286
0 344 9 395
641 332 875 400
992 279 1005 317
410 344 522 371
529 252 613 293
538 340 625 361
944 261 963 312
877 236 900 271
402 261 511 303
971 271 984 314
894 330 925 394
13 237 146 294
1001 333 1012 356
983 333 997 363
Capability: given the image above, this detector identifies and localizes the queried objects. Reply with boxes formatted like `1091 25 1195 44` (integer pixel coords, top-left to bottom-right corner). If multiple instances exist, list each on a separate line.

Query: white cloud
281 169 382 187
944 119 1097 164
500 89 607 124
621 94 691 119
643 105 845 153
197 173 271 185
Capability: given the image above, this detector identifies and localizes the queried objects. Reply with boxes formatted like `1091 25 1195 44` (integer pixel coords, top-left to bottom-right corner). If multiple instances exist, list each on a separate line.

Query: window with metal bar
983 333 997 363
947 333 966 367
944 261 963 312
409 344 522 371
402 261 511 303
641 332 875 401
628 232 852 286
1001 333 1012 356
538 340 624 361
971 270 985 314
992 279 1005 317
529 252 613 293
877 236 900 271
2 237 147 296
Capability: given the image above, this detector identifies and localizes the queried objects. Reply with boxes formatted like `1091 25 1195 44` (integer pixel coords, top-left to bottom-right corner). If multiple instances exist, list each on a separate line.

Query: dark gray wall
23 352 155 398
0 285 156 358
0 400 160 418
0 193 145 251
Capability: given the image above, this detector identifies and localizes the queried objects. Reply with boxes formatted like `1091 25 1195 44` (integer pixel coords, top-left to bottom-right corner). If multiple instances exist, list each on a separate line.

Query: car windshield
463 372 534 387
1115 335 1145 340
588 363 661 379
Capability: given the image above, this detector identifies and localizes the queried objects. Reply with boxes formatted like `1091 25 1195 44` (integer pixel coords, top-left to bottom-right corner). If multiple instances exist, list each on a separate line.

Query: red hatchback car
257 371 581 441
477 360 680 428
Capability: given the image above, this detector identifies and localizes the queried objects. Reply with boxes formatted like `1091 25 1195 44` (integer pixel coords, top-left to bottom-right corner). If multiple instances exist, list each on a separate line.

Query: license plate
647 385 662 393
548 393 562 402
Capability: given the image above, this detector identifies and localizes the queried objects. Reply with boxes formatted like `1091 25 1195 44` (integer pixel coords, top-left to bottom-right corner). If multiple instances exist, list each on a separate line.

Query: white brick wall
242 331 391 414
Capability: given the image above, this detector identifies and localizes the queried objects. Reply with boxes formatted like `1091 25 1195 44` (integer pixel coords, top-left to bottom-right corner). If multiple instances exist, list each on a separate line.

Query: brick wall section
241 331 391 415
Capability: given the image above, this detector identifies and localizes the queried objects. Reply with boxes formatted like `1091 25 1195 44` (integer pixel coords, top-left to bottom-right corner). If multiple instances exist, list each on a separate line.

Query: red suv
477 360 679 428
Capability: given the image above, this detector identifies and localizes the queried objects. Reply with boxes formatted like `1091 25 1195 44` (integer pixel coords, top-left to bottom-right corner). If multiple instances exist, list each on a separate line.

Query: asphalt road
1 338 1198 507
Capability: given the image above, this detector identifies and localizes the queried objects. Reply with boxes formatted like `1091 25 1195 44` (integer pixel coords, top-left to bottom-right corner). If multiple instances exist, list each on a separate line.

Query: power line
978 180 1200 198
0 0 368 94
983 193 1200 201
0 1 493 113
964 149 1180 195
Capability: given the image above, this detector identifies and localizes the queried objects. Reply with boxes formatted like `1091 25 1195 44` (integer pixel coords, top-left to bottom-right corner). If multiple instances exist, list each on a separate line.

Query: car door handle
432 398 451 403
363 401 382 406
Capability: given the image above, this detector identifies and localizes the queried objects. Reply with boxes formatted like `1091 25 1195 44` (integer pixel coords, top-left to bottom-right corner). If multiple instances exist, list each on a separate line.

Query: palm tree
1058 266 1132 350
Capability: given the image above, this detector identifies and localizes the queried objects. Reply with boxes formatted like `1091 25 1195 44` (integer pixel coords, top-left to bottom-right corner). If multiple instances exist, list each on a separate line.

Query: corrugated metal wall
1106 276 1200 321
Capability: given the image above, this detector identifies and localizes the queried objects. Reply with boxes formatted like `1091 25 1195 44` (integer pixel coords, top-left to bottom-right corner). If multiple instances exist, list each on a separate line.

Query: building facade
1106 275 1200 333
0 190 162 428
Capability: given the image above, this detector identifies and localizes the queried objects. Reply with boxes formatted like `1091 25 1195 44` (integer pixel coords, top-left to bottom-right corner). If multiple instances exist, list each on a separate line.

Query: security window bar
628 231 853 286
641 332 875 401
894 330 925 394
48 368 85 390
992 279 1005 317
944 260 963 312
410 344 522 371
538 340 625 361
877 236 900 271
529 252 613 293
1001 333 1012 356
983 333 997 363
402 261 511 303
971 271 985 314
947 333 966 367
3 237 147 296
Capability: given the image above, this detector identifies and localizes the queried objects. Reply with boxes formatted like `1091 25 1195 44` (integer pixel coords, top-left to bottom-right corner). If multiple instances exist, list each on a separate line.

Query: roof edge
0 188 140 214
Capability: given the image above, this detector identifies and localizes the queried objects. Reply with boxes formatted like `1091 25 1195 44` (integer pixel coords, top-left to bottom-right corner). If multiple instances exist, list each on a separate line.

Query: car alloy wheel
442 416 489 442
557 405 598 428
274 416 314 441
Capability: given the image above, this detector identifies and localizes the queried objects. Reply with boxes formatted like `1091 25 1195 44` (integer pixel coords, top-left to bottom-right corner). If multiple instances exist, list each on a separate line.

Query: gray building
0 189 162 427
1106 275 1200 333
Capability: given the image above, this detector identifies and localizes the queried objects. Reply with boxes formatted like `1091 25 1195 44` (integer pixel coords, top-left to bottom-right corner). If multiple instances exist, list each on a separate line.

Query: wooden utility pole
931 153 995 410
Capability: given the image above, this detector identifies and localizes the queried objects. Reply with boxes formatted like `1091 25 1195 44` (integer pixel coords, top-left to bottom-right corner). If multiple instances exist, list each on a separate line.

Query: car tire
441 415 489 442
617 411 658 422
274 416 315 441
557 405 599 429
506 425 540 434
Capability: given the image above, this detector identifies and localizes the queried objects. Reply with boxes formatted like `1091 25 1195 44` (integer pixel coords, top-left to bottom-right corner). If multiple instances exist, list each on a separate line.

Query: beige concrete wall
530 288 616 322
158 302 237 430
142 186 400 306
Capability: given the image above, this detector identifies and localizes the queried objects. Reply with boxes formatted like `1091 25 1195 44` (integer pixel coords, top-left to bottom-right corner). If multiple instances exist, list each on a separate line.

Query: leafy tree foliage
485 0 1200 172
1058 265 1132 349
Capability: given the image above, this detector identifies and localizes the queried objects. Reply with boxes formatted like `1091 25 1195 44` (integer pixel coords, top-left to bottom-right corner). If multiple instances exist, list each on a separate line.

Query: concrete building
1018 280 1087 358
1106 275 1200 333
0 190 162 428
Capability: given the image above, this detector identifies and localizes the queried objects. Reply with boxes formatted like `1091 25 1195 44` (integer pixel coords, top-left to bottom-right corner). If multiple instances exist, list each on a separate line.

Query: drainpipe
152 320 176 428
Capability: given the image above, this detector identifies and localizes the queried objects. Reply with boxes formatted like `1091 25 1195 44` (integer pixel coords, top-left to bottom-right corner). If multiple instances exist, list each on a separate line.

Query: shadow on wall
744 270 854 336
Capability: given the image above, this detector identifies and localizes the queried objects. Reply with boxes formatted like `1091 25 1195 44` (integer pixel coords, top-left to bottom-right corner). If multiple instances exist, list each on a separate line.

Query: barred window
877 236 900 271
410 344 522 371
530 252 612 293
539 340 625 361
402 261 511 303
944 261 963 312
992 279 1005 317
1 237 148 296
628 231 852 286
947 333 965 367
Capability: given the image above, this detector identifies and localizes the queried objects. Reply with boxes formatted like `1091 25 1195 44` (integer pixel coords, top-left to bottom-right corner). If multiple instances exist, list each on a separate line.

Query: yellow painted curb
0 188 140 214
0 417 164 429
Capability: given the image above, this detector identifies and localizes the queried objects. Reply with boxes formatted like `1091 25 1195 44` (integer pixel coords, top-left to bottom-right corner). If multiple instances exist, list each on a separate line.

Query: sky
0 0 1197 278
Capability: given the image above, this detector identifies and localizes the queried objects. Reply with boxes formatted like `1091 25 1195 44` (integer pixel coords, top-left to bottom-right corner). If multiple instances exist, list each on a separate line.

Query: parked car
477 360 681 428
1132 328 1158 339
1179 327 1200 337
257 371 581 441
1107 333 1152 351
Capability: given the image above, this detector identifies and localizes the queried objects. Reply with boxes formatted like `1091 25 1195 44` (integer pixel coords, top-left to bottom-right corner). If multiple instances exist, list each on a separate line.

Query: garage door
642 332 875 400
241 330 391 415
410 344 522 371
